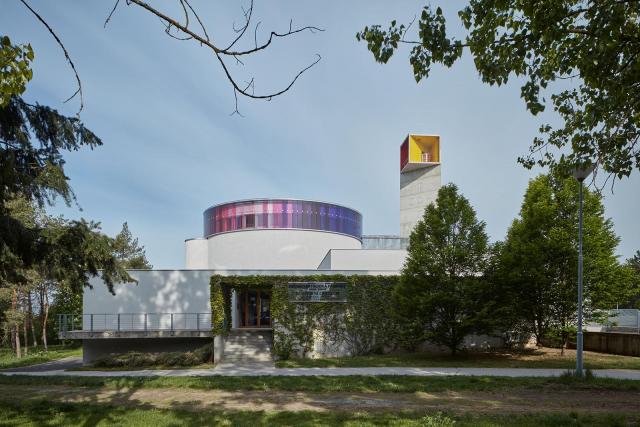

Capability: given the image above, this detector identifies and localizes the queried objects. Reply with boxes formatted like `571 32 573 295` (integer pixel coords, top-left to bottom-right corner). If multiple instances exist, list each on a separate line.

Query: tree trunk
28 291 38 347
13 326 21 359
42 301 49 352
40 284 49 352
12 288 21 359
23 317 28 355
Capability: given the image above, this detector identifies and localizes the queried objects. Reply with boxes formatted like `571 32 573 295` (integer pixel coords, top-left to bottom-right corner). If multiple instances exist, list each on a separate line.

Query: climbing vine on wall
209 274 400 359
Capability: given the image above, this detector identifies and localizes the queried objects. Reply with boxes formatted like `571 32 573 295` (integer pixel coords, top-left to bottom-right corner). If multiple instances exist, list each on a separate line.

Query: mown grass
276 347 640 370
0 374 639 393
0 344 81 369
0 400 633 426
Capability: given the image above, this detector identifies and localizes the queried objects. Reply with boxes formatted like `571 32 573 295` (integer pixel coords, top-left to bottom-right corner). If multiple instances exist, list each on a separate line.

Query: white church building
62 135 443 363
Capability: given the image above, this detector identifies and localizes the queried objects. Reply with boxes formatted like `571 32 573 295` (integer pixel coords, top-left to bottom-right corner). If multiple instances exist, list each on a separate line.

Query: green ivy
209 275 400 359
210 278 225 336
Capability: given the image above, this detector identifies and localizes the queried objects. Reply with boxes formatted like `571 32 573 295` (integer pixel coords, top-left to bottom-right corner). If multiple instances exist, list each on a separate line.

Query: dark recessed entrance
238 289 271 328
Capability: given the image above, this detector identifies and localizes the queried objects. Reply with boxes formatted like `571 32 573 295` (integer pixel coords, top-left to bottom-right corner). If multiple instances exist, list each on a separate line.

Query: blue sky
3 0 638 268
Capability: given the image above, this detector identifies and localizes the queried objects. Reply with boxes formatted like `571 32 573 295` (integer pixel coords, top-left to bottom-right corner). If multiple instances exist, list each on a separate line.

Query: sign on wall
287 282 348 303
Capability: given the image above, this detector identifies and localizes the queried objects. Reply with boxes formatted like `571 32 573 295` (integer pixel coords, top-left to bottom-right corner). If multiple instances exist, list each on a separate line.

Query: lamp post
572 164 595 377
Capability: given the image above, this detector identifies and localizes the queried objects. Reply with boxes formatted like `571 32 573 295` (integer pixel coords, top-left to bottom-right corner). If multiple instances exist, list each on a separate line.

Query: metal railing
58 313 212 334
586 309 640 334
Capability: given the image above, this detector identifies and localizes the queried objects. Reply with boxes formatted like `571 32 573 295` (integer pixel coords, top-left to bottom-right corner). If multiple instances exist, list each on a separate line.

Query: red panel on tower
400 137 409 171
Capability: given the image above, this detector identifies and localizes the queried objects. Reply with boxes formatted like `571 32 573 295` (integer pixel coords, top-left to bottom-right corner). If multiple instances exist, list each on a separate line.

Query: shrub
92 344 212 368
421 413 456 426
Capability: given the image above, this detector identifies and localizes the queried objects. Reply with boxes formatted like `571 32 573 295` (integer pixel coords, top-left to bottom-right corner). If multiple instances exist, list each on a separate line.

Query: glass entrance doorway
238 290 271 328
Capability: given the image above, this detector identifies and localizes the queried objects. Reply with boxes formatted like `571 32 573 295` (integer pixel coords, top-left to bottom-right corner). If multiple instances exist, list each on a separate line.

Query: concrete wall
318 249 407 271
184 239 209 269
400 165 441 238
82 337 212 364
205 229 361 270
84 270 212 329
584 332 640 357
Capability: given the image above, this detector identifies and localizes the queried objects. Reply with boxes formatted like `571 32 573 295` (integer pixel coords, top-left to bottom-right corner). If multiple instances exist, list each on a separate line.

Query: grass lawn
0 400 633 426
0 344 81 370
276 347 640 370
1 373 639 393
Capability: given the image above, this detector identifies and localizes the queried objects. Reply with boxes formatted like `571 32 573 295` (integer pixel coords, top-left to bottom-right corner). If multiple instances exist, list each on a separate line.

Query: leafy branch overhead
19 0 323 116
357 1 640 183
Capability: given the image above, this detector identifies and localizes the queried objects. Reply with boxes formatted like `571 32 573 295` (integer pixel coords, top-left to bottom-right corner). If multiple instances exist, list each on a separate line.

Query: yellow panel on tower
400 134 440 172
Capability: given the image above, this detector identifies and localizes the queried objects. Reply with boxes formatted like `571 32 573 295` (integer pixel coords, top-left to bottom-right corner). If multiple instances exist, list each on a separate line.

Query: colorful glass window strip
203 199 362 240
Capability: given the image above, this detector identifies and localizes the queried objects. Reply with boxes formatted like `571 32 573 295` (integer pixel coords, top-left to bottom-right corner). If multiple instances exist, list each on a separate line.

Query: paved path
0 357 83 373
1 365 640 379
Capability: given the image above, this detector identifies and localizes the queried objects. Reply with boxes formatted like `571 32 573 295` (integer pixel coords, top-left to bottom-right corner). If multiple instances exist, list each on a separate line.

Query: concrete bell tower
400 134 442 238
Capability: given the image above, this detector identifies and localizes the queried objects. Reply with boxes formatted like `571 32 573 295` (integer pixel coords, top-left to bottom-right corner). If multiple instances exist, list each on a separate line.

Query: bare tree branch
126 0 323 112
19 0 321 116
182 0 210 42
224 19 323 57
223 0 254 51
19 0 84 114
104 0 121 28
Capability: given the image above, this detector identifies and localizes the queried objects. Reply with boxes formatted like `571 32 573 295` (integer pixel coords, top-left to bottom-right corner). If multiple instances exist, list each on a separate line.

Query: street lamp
572 163 595 377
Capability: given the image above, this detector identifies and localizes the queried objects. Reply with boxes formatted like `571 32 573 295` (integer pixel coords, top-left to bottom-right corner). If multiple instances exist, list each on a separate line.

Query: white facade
83 270 213 330
84 268 401 331
186 229 362 270
184 239 208 269
78 134 445 360
318 249 408 271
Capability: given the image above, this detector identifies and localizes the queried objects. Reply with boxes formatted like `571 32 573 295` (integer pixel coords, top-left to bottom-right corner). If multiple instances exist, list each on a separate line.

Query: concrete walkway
0 357 83 373
1 365 640 379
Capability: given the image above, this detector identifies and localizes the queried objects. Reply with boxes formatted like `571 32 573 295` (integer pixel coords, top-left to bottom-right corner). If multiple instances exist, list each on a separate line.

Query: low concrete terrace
58 313 213 339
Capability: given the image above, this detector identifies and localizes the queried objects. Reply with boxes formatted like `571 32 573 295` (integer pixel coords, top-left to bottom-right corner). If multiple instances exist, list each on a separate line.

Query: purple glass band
203 199 362 240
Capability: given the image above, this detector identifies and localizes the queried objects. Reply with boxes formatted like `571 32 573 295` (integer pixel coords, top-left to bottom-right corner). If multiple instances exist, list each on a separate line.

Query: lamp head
571 163 595 182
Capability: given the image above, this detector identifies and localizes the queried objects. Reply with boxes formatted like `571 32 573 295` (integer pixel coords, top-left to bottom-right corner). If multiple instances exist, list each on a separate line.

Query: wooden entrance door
238 290 271 328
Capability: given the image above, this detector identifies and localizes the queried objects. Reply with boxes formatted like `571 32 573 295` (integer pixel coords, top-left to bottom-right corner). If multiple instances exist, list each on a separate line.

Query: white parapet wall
318 249 407 271
83 270 212 330
205 229 362 270
185 238 209 269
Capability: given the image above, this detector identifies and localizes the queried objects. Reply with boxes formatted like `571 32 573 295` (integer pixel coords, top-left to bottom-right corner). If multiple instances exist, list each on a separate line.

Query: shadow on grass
275 347 640 370
0 399 633 427
1 373 640 393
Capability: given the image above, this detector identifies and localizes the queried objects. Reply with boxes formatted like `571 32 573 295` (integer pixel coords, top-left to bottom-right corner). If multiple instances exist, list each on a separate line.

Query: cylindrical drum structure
192 199 363 270
203 199 362 239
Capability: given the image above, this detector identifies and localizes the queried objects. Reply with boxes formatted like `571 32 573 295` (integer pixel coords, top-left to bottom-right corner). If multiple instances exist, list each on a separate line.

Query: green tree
1 198 135 354
1 37 137 356
113 222 152 269
0 36 33 108
1 36 130 291
396 183 490 355
497 173 629 349
357 1 640 179
623 251 640 308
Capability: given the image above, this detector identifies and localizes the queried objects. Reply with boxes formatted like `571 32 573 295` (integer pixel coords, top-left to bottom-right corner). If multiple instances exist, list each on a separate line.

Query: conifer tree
113 223 152 269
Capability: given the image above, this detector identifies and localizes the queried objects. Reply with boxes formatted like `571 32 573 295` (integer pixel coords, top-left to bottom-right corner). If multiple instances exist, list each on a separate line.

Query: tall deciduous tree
623 251 640 308
357 1 640 180
497 173 629 349
396 183 490 355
